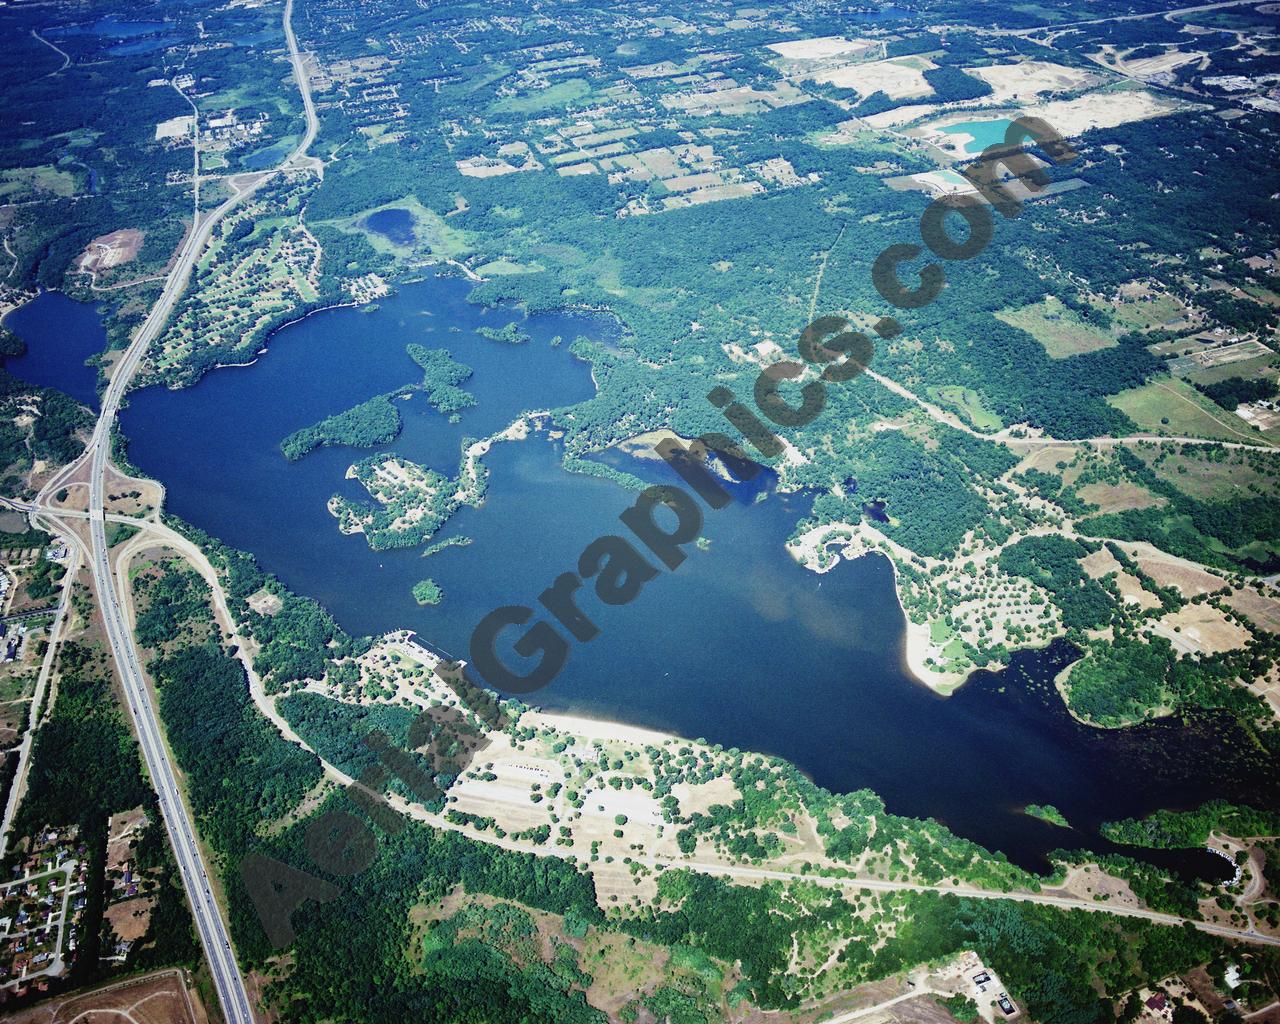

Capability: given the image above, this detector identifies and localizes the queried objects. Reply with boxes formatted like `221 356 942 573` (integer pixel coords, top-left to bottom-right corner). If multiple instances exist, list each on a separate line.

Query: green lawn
1108 376 1275 444
491 78 590 114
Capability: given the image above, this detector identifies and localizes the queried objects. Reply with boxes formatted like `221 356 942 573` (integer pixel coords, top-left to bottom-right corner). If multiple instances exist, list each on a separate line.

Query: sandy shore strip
787 521 970 695
521 708 683 747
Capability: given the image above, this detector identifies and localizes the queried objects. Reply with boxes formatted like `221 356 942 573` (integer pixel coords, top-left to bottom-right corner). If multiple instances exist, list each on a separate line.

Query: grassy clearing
1107 376 1272 443
1108 292 1189 333
929 386 1002 431
0 164 79 199
1180 353 1279 388
995 295 1117 359
1076 480 1164 513
929 619 955 644
475 258 545 276
1135 447 1280 503
491 78 591 114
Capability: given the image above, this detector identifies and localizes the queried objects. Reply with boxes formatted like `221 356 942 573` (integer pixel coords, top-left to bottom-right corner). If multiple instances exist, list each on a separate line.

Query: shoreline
787 520 972 695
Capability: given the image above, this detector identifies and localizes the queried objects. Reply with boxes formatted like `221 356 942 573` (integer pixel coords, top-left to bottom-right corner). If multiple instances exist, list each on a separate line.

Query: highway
22 0 322 1019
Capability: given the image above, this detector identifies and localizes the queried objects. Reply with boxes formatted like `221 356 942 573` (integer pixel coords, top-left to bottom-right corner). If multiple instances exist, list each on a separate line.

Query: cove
85 275 1276 877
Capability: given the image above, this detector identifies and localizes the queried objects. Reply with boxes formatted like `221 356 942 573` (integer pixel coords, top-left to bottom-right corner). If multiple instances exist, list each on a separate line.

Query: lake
940 118 1016 155
2 291 103 409
10 277 1277 878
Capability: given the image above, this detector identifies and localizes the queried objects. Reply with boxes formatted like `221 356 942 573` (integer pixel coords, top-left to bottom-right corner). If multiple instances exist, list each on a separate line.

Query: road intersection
13 0 321 1019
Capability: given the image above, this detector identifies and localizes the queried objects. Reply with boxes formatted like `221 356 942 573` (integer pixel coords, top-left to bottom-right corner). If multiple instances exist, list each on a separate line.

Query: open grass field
1109 289 1194 333
0 164 79 200
1077 480 1165 513
928 385 1002 431
1108 376 1275 444
1180 353 1280 389
491 78 591 114
995 295 1117 358
1169 338 1274 377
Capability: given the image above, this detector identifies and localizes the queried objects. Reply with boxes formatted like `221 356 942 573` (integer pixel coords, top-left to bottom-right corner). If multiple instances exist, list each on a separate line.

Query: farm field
1108 377 1277 443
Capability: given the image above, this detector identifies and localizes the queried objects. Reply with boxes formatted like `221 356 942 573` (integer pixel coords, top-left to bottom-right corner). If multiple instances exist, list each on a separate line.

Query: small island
476 322 529 345
1025 803 1070 828
413 578 443 605
406 343 477 414
280 394 401 461
281 346 477 461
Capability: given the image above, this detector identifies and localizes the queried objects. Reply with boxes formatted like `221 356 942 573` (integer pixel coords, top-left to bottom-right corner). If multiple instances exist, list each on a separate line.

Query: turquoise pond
939 118 1016 155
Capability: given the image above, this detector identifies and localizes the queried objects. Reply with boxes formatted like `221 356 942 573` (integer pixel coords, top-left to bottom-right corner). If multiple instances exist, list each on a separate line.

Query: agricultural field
1109 377 1277 443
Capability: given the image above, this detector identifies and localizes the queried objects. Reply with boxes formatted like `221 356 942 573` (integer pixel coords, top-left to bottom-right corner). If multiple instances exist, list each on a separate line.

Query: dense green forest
406 344 476 415
1103 800 1280 849
1195 376 1278 412
281 395 402 460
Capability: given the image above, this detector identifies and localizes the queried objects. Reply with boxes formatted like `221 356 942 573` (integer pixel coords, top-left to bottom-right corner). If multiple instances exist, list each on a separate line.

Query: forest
1103 800 1280 849
280 394 402 461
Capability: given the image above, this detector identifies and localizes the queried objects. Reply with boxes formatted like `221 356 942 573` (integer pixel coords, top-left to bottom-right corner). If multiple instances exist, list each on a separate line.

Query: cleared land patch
967 61 1104 103
1024 84 1204 137
813 55 937 99
77 228 145 273
995 295 1117 359
766 36 879 61
1077 480 1165 513
1108 377 1273 443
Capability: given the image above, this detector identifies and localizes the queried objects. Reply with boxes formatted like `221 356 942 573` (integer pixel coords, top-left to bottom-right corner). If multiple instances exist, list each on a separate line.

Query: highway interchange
21 0 320 1018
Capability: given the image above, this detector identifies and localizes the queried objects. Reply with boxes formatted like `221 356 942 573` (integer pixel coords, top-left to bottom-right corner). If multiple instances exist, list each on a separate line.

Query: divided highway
27 1 322 1019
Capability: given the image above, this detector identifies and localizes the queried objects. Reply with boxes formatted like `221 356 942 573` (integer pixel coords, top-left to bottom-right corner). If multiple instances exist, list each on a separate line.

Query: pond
939 118 1016 155
363 208 417 247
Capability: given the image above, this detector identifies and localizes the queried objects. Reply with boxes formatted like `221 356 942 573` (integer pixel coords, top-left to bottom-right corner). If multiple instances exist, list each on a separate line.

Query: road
656 859 1280 948
816 971 934 1024
0 551 77 861
999 0 1261 34
20 0 322 1019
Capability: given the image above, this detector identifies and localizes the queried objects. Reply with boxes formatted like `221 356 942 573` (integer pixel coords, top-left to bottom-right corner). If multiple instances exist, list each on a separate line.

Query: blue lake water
2 291 103 409
11 277 1276 877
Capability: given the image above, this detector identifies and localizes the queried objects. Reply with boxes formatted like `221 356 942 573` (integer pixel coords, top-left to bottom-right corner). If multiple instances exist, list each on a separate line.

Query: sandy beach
787 520 970 695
